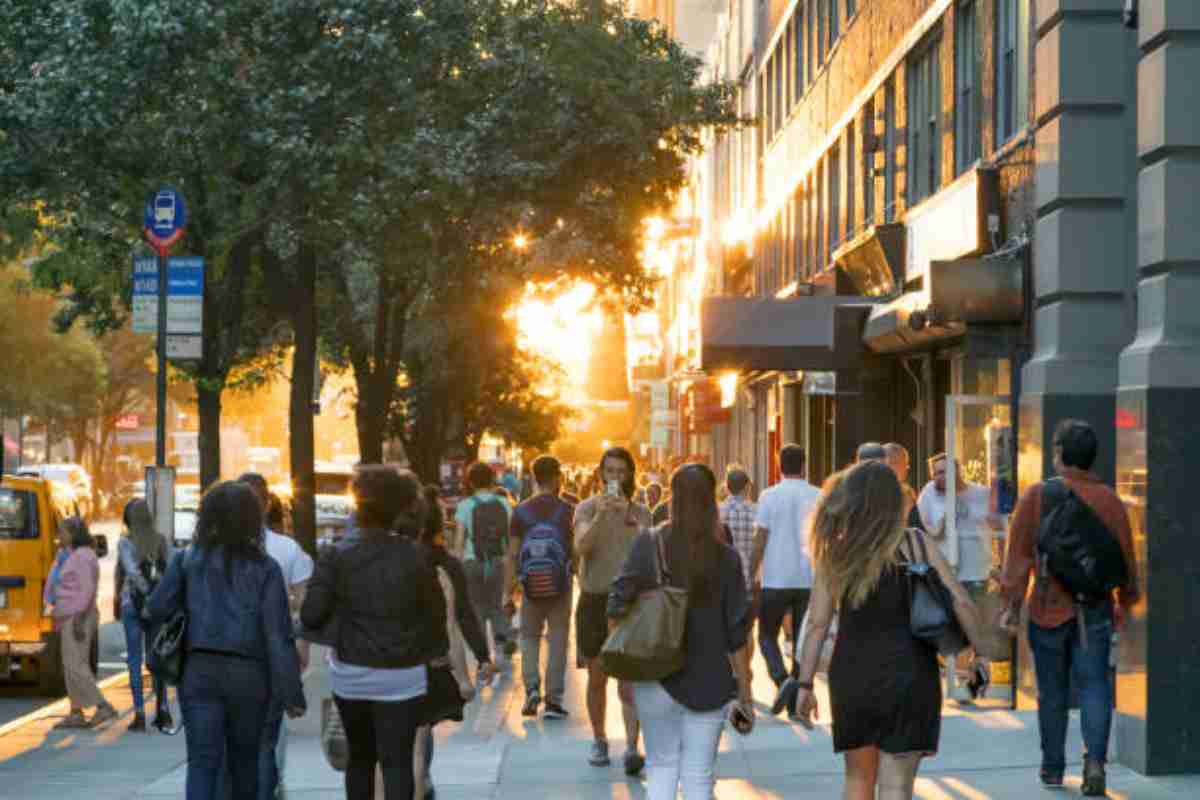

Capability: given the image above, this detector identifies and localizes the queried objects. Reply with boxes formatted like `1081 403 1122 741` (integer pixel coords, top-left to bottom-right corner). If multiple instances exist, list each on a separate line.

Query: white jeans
634 681 727 800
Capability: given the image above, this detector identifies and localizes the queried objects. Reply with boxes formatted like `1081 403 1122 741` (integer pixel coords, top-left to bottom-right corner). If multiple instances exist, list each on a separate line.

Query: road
0 521 127 726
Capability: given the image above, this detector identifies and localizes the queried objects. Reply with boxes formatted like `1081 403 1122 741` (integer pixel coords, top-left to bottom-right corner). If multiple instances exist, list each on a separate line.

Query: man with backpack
509 455 574 719
455 462 517 658
1000 419 1140 797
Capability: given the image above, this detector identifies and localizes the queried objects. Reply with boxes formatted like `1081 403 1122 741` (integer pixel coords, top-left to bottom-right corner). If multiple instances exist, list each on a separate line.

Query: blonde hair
808 461 907 610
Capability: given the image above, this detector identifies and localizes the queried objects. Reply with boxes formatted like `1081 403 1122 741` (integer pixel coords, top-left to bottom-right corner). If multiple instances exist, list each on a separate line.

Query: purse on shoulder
599 531 689 682
905 530 970 655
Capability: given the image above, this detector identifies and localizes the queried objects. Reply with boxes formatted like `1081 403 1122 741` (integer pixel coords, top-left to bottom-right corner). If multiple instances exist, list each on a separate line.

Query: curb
0 671 131 739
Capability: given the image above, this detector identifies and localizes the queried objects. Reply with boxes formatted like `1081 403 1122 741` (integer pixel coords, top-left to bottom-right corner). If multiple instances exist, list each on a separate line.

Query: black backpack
470 497 509 562
1036 478 1129 602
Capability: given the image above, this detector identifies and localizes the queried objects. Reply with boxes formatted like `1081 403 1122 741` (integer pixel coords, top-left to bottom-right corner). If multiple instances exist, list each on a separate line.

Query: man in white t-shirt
748 444 821 717
241 473 313 800
916 454 999 703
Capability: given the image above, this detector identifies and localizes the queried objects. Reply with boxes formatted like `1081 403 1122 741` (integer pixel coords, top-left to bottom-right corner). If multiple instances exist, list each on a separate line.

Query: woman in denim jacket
148 481 306 800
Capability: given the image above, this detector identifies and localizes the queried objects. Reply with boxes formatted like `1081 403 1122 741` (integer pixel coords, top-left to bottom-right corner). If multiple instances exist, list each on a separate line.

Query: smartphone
606 479 621 498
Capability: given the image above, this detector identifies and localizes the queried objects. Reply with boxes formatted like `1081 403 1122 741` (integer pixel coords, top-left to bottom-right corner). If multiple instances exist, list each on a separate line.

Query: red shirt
1000 468 1139 628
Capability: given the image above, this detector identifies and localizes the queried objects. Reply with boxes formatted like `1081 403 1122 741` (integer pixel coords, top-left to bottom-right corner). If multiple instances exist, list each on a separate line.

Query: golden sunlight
513 282 603 392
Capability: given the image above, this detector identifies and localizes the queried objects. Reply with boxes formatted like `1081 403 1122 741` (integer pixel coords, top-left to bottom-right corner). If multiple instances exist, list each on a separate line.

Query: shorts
575 591 611 667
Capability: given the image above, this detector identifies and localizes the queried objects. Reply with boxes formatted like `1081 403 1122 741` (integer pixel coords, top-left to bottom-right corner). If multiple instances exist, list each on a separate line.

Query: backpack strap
1040 477 1069 522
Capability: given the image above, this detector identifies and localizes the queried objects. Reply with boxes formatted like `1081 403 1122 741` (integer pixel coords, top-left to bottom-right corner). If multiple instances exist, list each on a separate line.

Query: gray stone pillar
1021 0 1139 486
1114 0 1200 776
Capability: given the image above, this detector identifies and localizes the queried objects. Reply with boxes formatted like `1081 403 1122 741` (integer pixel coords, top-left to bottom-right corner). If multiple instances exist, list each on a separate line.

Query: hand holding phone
606 479 621 498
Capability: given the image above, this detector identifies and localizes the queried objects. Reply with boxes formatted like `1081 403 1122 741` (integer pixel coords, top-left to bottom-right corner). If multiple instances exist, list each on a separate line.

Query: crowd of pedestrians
32 412 1137 800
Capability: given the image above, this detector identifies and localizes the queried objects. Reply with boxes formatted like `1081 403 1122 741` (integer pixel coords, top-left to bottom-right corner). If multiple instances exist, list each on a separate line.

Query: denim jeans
758 588 811 686
1028 603 1114 771
634 681 727 800
258 702 285 800
121 605 166 714
181 652 271 800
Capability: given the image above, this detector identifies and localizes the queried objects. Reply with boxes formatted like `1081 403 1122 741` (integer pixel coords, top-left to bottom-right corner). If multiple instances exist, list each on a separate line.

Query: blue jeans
181 652 270 800
258 703 285 800
1028 603 1114 771
121 604 166 714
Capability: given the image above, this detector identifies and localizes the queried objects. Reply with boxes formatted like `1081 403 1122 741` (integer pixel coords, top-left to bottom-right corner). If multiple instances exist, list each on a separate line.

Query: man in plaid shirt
720 466 758 681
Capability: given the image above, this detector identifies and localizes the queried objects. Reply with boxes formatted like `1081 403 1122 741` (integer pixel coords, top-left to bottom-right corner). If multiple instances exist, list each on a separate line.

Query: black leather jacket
301 528 448 669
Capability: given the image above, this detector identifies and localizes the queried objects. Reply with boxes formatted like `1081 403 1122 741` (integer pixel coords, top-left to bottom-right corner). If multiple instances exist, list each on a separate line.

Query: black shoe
543 701 569 719
1039 767 1064 787
153 708 174 733
127 712 147 732
1081 758 1106 796
623 750 645 777
521 690 541 717
771 677 799 716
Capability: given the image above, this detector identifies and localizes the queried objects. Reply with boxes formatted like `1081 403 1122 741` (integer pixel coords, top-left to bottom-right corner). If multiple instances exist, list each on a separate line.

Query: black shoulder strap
1040 478 1069 522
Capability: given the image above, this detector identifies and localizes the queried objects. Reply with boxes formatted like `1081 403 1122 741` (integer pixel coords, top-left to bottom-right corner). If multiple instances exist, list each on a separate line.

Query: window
794 6 805 100
955 1 980 172
884 79 897 222
816 160 826 269
808 1 818 84
817 0 827 65
862 101 875 226
847 0 856 17
907 33 942 205
793 187 804 279
845 122 856 239
996 0 1030 144
785 18 794 116
829 0 840 51
774 51 784 136
829 144 841 260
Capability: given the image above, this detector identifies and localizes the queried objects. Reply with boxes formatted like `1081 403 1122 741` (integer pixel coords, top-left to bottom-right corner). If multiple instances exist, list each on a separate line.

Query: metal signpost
142 186 189 546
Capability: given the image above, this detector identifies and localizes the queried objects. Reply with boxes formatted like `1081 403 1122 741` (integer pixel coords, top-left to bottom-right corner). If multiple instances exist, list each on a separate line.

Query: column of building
1113 0 1200 775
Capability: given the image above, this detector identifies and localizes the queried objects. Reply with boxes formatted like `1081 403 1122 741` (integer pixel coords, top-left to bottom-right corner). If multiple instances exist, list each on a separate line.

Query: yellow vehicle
0 474 107 695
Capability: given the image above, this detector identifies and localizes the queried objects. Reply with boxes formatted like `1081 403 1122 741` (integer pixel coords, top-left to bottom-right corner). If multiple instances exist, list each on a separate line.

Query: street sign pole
155 250 168 467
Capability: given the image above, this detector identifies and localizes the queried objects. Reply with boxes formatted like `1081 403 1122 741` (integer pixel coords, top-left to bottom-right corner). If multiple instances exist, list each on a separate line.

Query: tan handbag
321 697 348 772
599 531 688 682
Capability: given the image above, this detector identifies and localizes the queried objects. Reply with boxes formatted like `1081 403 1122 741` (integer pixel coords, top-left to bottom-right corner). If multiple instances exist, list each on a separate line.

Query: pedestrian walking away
718 465 757 683
748 444 821 717
883 444 924 532
792 461 995 800
49 516 118 730
240 472 315 800
415 484 497 800
453 462 517 658
917 453 1003 703
147 482 306 800
609 463 754 800
573 446 652 774
510 455 575 720
115 499 172 733
301 466 450 800
999 419 1139 796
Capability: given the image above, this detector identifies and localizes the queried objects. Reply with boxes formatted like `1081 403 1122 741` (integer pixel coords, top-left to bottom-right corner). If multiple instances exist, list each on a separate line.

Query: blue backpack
516 503 571 600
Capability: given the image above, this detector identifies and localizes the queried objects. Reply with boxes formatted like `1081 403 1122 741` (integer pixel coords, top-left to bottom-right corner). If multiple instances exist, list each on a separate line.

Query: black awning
700 296 876 372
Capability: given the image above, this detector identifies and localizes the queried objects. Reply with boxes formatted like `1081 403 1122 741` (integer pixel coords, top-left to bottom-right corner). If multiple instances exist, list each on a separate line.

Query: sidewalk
3 631 1199 799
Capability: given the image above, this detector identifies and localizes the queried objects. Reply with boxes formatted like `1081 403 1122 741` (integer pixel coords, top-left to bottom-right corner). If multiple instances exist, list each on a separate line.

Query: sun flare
513 283 603 394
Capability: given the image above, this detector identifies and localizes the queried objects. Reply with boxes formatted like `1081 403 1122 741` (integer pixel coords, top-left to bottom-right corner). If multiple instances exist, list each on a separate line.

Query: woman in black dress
791 461 982 800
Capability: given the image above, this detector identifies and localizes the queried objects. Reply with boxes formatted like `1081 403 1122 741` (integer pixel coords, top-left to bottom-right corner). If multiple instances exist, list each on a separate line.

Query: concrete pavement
2 620 1198 798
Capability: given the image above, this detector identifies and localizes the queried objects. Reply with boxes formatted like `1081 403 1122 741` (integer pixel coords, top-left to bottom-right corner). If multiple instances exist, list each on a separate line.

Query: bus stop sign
143 185 187 254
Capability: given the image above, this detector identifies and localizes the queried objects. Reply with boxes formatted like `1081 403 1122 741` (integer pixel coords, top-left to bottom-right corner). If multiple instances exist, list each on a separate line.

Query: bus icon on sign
154 191 176 229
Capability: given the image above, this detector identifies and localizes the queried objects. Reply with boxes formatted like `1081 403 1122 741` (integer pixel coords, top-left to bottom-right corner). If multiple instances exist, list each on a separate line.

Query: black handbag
420 658 466 726
905 531 969 655
149 550 189 686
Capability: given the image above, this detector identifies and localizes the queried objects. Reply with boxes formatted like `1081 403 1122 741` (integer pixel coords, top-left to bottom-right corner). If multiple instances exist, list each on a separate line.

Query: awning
700 296 877 372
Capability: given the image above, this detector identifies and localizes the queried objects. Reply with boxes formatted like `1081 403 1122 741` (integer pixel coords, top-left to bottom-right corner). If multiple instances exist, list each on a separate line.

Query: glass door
945 394 1016 705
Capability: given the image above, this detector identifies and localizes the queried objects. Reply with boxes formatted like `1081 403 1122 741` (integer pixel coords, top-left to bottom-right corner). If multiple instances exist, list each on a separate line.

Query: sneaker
90 704 118 727
543 701 569 719
623 750 645 777
771 677 799 716
588 738 610 767
1081 758 1106 797
522 690 541 717
53 710 91 730
1039 767 1064 787
966 662 990 701
127 712 147 732
153 707 174 733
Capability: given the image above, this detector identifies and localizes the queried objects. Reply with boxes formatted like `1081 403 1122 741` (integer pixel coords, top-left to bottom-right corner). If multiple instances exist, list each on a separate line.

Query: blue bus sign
143 186 187 254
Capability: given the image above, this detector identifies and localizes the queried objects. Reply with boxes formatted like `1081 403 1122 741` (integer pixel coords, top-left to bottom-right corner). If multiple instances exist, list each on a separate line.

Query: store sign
690 379 730 432
115 414 140 430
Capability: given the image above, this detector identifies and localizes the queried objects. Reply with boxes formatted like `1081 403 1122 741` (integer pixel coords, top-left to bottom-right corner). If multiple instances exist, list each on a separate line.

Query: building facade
652 0 1200 775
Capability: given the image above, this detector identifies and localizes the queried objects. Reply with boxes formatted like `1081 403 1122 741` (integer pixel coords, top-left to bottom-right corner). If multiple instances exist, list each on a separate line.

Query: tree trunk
354 380 388 464
288 250 318 557
197 383 223 490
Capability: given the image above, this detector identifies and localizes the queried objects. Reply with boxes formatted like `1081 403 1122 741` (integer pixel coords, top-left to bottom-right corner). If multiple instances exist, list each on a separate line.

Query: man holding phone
574 447 653 775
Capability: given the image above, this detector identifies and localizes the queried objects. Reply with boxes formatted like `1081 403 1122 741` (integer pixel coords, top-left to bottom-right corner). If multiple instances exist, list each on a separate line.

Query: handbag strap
653 529 671 586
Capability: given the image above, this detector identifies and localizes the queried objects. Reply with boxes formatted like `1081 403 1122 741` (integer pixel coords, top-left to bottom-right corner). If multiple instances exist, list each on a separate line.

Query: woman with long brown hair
791 461 987 800
608 463 754 800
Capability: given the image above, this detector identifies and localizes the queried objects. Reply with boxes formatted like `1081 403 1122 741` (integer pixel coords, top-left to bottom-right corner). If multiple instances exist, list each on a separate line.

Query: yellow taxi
0 474 107 694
